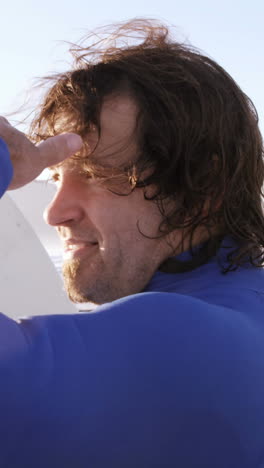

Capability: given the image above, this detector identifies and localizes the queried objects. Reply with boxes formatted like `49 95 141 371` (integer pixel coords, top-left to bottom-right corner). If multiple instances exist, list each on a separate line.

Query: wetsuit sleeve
0 137 13 197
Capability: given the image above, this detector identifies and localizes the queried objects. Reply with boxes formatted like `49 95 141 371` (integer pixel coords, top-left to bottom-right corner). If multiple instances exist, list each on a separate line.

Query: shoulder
0 294 263 466
1 288 264 367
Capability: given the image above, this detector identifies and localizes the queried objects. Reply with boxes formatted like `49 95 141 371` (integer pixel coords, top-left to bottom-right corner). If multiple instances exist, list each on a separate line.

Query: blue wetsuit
0 138 264 467
0 137 13 197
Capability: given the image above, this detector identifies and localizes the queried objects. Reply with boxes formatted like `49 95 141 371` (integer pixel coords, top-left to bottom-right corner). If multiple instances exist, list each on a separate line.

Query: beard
62 245 154 305
62 258 89 304
62 256 115 305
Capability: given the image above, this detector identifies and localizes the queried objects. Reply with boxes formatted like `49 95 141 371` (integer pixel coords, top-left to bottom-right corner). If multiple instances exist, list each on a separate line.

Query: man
0 19 264 468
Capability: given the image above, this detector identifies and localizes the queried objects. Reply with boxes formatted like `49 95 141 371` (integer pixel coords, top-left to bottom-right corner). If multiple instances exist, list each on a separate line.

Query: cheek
88 203 138 246
88 189 162 240
91 192 137 226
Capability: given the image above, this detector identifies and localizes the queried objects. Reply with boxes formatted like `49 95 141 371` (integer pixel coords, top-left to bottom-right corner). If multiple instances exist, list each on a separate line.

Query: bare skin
44 96 180 304
0 116 83 190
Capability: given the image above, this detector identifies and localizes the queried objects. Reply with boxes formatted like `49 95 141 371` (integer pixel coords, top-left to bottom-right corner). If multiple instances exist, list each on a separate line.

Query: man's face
44 95 174 304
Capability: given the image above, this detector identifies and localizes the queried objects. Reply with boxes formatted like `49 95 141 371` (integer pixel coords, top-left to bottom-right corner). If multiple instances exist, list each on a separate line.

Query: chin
62 259 144 305
63 275 105 305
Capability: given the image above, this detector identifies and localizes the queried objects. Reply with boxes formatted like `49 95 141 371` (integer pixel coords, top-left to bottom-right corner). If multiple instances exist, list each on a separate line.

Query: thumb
37 133 83 168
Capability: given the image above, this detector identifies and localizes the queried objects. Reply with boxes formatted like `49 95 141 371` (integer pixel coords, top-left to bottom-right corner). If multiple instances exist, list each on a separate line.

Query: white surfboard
0 192 76 319
9 179 61 255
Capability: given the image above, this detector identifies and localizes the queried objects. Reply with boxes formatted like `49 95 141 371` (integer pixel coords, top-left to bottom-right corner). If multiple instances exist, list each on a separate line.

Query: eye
81 170 102 183
84 171 93 180
49 172 60 184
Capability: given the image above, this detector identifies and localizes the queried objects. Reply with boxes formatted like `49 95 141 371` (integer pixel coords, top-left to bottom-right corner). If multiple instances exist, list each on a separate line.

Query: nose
43 184 83 227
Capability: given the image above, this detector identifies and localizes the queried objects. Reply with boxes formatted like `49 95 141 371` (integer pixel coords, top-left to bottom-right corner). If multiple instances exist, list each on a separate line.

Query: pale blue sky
0 0 263 135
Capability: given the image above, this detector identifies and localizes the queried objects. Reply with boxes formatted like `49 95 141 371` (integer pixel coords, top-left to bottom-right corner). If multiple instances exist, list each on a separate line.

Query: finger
37 133 83 168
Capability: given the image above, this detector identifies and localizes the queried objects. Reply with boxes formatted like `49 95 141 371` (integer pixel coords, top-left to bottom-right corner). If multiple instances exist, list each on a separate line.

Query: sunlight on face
44 95 174 304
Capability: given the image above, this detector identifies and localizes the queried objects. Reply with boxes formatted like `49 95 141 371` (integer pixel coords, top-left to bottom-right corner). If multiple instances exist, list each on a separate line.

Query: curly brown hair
30 19 264 273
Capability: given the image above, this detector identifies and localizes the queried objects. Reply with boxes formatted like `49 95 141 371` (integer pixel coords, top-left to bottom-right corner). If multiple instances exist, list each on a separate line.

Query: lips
65 242 93 251
62 238 98 259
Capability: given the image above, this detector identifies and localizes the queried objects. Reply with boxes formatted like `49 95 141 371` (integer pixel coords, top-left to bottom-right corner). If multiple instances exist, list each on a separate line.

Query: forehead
89 94 139 167
54 94 139 172
98 94 139 147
